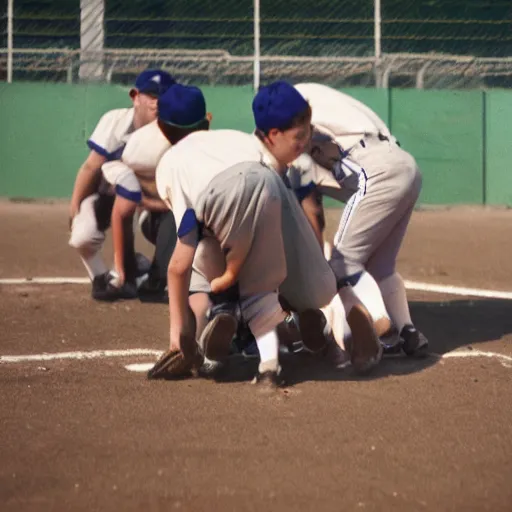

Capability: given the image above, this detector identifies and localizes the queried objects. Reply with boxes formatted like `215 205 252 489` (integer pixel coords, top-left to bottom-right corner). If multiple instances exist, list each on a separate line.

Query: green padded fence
484 91 512 206
1 83 512 205
390 89 484 205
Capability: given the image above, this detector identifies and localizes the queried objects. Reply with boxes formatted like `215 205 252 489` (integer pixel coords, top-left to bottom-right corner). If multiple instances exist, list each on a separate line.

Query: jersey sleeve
289 153 357 203
288 153 343 201
156 149 196 238
122 121 170 171
87 110 130 160
101 160 142 203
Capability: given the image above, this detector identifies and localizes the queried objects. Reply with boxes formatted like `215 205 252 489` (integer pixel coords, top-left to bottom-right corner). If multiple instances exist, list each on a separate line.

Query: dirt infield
1 201 511 512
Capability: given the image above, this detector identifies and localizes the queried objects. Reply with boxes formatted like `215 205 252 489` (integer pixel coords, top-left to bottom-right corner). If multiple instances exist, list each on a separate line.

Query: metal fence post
79 0 105 81
7 0 14 83
253 0 261 93
374 0 382 87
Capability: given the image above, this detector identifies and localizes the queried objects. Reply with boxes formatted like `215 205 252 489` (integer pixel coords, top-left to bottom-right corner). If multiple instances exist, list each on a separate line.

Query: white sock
338 285 358 313
337 288 355 342
323 240 333 260
80 252 108 280
343 316 352 342
378 272 412 332
351 271 390 325
255 329 280 373
320 293 346 350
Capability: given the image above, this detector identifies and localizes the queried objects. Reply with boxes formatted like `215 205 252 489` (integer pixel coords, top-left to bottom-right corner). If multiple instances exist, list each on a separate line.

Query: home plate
125 362 155 372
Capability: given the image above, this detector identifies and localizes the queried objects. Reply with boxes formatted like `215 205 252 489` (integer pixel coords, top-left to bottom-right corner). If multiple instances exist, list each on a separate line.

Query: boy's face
266 120 312 169
131 91 159 126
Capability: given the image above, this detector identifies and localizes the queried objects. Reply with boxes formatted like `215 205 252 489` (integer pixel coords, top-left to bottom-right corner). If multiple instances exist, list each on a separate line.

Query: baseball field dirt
1 201 511 512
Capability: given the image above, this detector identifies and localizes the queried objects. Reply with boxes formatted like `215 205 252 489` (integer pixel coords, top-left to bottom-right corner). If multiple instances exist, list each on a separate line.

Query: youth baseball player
292 82 428 356
68 69 175 300
100 84 214 306
148 81 382 386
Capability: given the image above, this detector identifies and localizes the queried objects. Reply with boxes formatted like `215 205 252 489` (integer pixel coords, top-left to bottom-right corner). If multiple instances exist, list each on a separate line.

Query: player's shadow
409 298 512 354
216 298 512 386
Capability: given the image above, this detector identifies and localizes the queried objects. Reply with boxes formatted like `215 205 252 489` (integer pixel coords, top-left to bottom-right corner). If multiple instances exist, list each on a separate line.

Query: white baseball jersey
156 129 279 236
287 153 345 202
156 128 338 312
288 83 390 201
87 108 136 161
101 120 171 203
295 83 423 285
294 83 392 152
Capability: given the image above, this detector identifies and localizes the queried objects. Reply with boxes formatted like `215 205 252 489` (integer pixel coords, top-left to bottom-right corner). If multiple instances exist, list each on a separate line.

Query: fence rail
2 0 512 89
1 48 512 89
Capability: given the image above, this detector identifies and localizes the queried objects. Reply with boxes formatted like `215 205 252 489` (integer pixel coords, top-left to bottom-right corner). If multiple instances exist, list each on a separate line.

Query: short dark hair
157 118 210 145
255 104 312 139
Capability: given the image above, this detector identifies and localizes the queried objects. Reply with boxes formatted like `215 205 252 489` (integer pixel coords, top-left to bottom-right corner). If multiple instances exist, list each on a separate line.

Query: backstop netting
1 0 511 88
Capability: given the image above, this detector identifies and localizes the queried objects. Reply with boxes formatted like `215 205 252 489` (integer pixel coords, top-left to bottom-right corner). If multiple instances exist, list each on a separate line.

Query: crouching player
68 69 175 300
99 84 214 302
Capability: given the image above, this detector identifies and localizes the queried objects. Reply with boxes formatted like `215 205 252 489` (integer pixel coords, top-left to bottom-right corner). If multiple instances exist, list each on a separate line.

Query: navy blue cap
252 80 309 133
158 84 207 128
132 69 176 97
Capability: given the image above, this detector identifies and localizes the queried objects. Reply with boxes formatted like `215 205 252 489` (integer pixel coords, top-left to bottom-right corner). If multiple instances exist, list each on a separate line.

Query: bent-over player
68 69 175 300
292 82 428 356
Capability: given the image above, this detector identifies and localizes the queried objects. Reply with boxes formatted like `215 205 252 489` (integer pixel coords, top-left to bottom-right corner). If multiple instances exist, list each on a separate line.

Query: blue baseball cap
158 84 207 128
252 80 309 133
131 69 176 97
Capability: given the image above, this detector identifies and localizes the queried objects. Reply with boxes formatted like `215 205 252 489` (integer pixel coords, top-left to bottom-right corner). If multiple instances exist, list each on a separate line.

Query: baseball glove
147 346 204 380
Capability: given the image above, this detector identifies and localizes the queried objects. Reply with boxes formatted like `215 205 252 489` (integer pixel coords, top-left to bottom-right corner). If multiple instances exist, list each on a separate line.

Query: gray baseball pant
330 137 422 282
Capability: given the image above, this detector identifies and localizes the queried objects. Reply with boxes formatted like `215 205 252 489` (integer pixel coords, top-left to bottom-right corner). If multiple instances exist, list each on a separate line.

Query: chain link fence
1 0 511 88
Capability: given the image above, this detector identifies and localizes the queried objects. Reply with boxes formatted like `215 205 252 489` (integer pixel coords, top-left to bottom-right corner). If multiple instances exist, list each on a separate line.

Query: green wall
1 83 511 204
0 83 256 198
391 89 485 204
485 91 512 205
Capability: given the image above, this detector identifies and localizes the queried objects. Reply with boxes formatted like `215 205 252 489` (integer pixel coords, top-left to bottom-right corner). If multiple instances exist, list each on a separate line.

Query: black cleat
400 325 429 357
379 328 403 356
297 309 329 354
91 272 137 302
137 277 168 304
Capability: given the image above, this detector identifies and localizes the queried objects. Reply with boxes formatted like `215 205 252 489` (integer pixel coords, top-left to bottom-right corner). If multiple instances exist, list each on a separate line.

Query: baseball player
100 84 215 304
68 69 175 300
148 81 382 386
291 82 428 356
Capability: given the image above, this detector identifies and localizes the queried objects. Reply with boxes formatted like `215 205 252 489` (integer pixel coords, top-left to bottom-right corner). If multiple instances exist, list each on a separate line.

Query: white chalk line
123 349 512 372
403 280 512 300
0 348 162 364
126 363 155 372
439 350 512 366
1 276 512 300
0 277 89 284
1 348 511 370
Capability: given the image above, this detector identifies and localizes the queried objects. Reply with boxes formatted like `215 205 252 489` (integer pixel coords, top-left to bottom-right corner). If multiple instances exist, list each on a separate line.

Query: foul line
440 349 512 365
1 348 511 370
403 280 512 300
1 276 512 300
0 277 89 284
0 348 161 364
128 349 512 371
